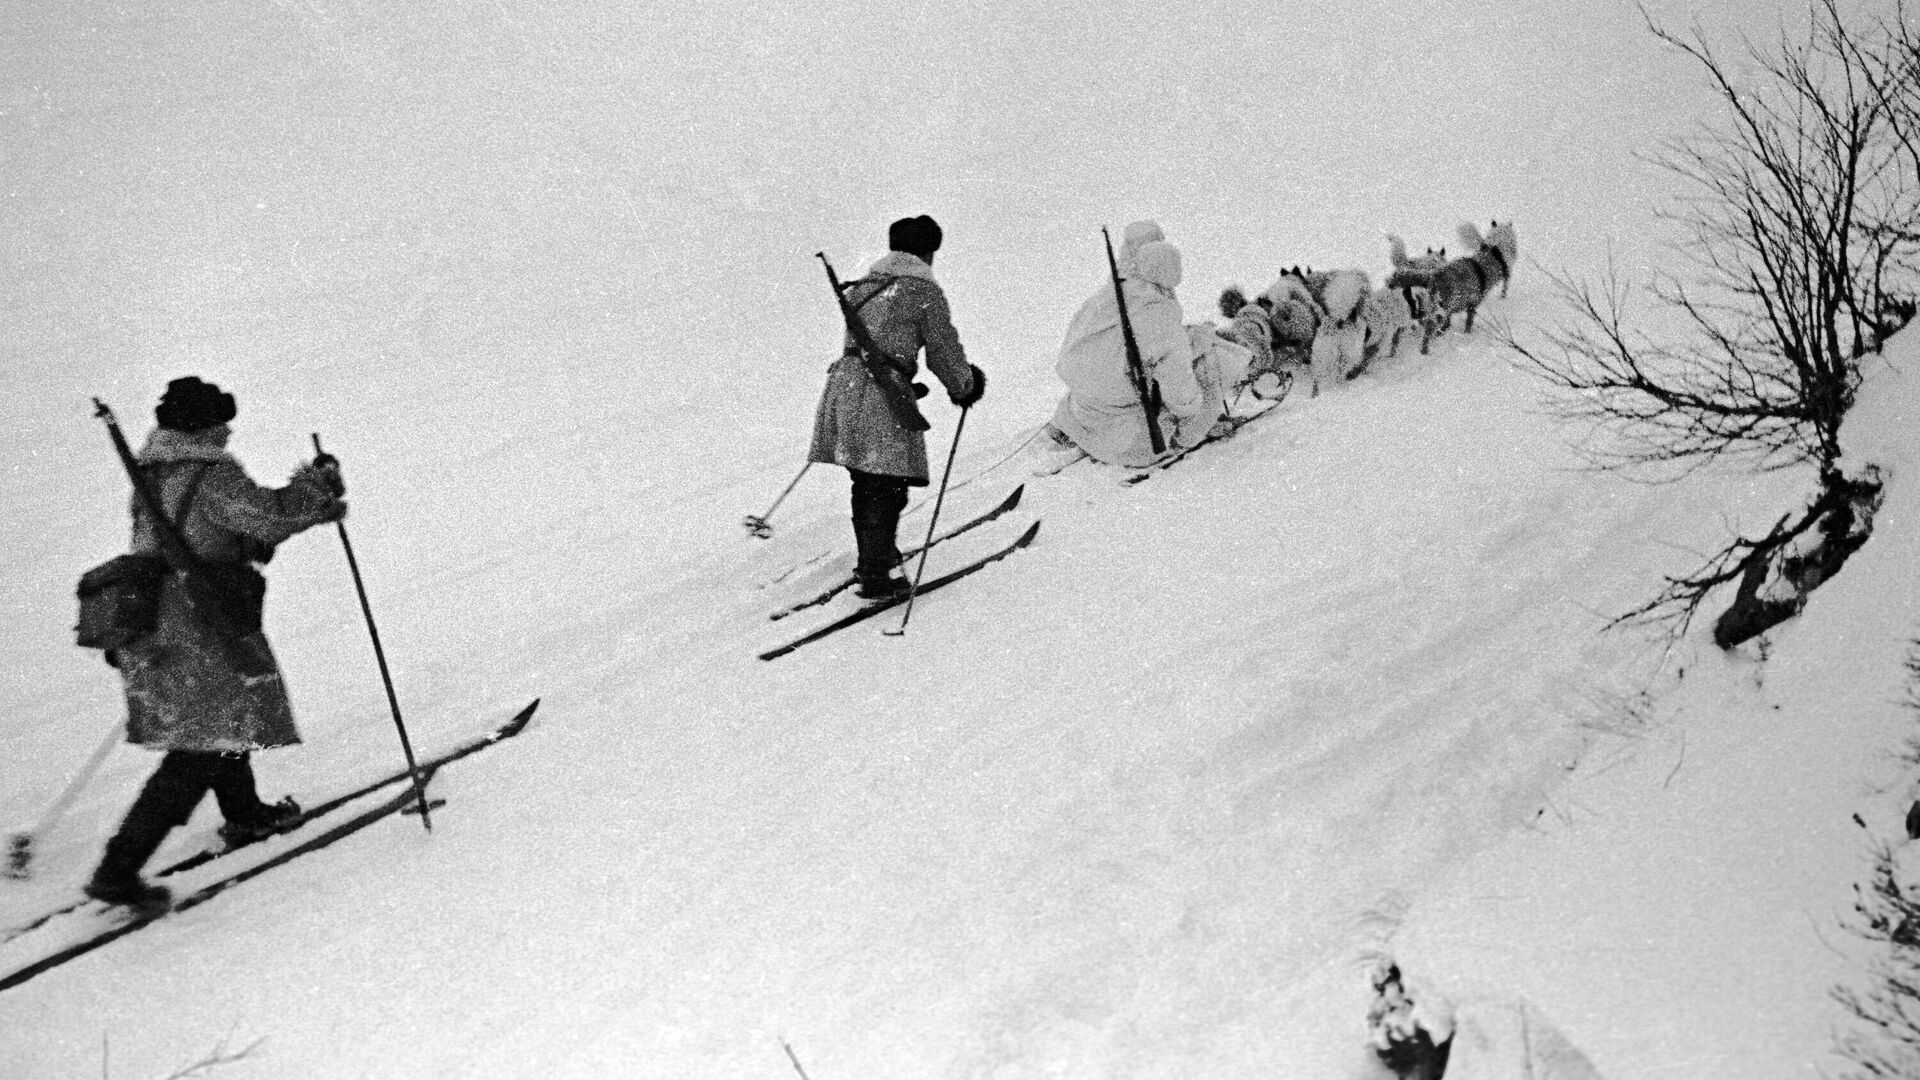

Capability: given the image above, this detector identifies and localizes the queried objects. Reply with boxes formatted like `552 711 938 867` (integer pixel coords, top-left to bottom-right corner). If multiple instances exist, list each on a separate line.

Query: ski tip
1004 483 1026 509
497 699 541 737
1014 519 1042 546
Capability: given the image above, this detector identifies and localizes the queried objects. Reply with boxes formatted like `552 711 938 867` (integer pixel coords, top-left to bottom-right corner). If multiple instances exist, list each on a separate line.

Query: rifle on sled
817 253 931 433
1101 227 1165 455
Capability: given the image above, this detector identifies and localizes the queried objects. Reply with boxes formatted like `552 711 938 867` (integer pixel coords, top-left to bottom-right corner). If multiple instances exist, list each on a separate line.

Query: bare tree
1504 0 1918 637
1851 0 1920 338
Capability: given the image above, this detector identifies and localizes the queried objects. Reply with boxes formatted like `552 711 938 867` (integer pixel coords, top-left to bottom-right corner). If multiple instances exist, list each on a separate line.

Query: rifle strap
819 256 930 432
840 276 916 381
103 416 208 575
139 462 211 572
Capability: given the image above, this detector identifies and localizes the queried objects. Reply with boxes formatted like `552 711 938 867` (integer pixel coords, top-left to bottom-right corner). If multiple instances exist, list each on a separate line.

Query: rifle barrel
1101 228 1165 455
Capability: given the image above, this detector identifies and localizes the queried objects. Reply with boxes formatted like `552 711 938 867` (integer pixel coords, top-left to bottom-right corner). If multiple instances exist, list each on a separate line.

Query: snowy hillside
4 1 1913 1077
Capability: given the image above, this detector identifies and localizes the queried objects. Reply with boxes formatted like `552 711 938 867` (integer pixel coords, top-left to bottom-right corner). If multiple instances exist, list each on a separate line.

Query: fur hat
155 376 237 432
1132 240 1182 289
888 215 943 261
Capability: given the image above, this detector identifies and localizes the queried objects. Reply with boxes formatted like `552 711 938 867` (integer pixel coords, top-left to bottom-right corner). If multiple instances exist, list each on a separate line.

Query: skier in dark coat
808 216 985 598
86 377 347 913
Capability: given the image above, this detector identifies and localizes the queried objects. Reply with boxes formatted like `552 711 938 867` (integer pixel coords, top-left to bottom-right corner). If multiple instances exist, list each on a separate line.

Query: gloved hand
297 458 347 500
952 364 986 408
307 455 346 498
1205 417 1238 441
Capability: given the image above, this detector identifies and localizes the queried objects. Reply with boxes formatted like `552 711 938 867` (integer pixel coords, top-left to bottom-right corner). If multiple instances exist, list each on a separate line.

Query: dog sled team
1039 218 1520 472
792 211 1515 599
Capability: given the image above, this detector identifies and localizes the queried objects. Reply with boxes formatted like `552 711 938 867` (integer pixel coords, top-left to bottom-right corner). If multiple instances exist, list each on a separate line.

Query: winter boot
218 796 302 847
851 516 906 599
203 751 298 845
83 867 173 916
851 511 909 600
85 827 175 916
85 755 202 914
849 470 909 600
855 569 911 601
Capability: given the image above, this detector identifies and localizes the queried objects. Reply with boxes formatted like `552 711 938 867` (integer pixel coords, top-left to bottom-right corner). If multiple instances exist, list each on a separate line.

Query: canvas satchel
74 464 207 653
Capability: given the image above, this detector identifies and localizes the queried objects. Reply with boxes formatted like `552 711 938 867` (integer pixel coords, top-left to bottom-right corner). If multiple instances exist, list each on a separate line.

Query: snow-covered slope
1389 325 1920 1077
3 1 1906 1077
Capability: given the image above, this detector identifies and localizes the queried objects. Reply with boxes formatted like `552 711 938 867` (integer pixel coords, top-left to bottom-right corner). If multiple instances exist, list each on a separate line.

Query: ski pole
743 461 812 540
311 434 432 831
884 405 970 638
5 718 123 880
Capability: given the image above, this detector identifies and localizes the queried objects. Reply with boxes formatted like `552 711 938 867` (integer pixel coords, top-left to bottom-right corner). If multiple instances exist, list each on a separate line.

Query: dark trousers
849 469 910 579
95 751 266 883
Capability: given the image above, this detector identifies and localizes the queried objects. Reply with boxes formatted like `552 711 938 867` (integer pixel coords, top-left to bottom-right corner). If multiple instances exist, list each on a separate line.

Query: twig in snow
156 1034 264 1079
1805 906 1852 962
1662 730 1688 788
781 1038 815 1080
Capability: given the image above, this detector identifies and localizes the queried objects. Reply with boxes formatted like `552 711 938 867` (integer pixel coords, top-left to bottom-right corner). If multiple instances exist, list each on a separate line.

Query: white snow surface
4 1 1917 1077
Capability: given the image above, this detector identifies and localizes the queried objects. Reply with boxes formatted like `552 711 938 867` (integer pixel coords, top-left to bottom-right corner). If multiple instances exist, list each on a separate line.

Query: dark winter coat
116 426 345 753
808 252 977 485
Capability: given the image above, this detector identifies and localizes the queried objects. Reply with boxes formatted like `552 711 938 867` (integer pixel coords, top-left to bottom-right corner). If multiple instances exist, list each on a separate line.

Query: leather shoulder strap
143 462 211 567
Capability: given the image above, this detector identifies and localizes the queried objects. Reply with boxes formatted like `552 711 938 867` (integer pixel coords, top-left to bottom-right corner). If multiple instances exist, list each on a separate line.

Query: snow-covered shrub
1366 958 1453 1080
1835 641 1920 1078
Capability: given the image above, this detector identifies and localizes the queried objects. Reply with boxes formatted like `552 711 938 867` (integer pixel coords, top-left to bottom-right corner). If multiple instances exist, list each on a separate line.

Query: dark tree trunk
1714 469 1884 648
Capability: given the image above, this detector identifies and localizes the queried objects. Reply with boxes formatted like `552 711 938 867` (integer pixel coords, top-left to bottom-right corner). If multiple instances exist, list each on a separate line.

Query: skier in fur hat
808 216 985 599
85 377 347 913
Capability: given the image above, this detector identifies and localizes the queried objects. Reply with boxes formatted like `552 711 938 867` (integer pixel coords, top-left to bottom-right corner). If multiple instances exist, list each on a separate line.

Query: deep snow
3 0 1914 1077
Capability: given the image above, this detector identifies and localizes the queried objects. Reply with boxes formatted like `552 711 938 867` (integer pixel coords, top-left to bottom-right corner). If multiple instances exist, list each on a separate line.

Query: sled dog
1386 222 1516 353
1386 234 1448 274
1350 283 1429 378
1218 286 1309 400
1295 267 1370 392
1260 270 1317 313
1457 220 1518 298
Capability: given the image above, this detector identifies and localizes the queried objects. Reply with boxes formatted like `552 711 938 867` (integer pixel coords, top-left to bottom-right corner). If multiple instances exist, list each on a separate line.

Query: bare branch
1512 3 1917 631
156 1037 264 1080
1834 635 1920 1078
